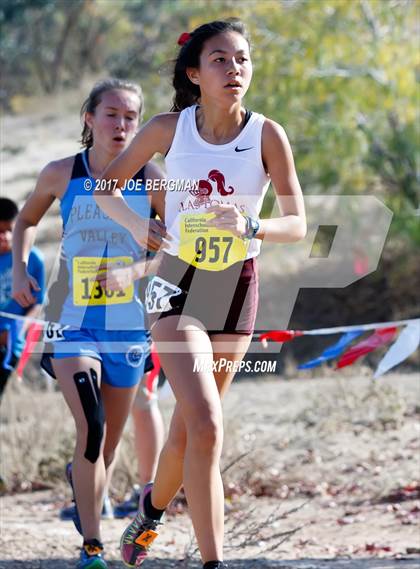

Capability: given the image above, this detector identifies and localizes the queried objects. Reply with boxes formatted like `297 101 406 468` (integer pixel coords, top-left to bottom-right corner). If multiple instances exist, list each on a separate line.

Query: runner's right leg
146 404 186 509
148 333 251 512
114 362 165 519
150 317 225 563
132 371 165 486
53 356 105 541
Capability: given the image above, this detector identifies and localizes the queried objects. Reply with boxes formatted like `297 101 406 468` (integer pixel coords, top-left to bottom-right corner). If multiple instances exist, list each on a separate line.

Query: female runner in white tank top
96 20 306 569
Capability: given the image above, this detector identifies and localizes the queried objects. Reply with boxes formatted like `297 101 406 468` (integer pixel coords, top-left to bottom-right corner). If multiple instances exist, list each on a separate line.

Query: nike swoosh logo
235 146 254 152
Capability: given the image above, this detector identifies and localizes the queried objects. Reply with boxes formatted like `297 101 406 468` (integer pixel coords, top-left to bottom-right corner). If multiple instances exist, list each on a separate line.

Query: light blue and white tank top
47 150 150 330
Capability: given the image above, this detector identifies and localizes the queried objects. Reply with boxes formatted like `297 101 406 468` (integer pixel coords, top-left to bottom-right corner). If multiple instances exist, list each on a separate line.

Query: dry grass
295 376 409 433
1 374 419 564
0 381 74 491
1 374 414 496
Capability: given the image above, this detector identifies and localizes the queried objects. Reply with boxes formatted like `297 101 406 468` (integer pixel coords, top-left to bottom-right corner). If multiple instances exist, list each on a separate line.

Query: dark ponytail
171 19 250 112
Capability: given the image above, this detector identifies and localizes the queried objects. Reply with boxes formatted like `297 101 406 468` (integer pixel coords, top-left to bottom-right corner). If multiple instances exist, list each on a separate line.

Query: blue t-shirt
0 247 45 357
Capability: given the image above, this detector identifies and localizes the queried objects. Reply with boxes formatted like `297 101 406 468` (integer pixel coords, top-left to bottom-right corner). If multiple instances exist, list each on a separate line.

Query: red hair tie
177 32 191 46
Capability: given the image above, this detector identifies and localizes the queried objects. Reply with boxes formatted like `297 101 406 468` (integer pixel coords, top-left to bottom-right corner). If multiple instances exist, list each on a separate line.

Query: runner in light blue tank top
12 79 168 569
56 148 148 331
40 148 151 387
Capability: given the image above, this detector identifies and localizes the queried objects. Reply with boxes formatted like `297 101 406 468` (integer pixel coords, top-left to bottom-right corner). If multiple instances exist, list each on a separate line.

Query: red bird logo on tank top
190 169 235 206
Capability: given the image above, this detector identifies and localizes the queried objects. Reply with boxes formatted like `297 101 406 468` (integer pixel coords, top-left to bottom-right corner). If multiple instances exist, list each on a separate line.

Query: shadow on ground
1 558 420 569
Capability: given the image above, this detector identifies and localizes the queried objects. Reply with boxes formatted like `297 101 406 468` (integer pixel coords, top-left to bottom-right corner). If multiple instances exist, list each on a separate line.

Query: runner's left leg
53 356 105 541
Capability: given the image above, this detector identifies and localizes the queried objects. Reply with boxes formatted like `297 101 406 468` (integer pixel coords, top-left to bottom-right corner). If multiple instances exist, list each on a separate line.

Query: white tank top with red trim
164 104 270 262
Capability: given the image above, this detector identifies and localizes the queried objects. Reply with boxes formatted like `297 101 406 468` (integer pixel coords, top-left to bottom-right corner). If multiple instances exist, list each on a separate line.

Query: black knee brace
73 368 104 463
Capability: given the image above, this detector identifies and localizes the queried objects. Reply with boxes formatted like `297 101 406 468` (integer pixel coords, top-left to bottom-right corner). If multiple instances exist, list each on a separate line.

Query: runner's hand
132 217 172 252
206 204 247 238
12 273 40 307
96 266 134 292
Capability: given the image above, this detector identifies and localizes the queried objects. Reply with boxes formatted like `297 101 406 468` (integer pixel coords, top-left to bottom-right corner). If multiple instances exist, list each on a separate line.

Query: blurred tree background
1 0 419 336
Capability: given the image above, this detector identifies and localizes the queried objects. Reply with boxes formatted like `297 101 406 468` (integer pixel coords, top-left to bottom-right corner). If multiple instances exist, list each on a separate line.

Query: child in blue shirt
0 197 45 400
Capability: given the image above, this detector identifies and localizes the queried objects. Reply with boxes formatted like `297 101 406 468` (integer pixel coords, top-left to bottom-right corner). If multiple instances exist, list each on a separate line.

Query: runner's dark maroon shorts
148 253 258 335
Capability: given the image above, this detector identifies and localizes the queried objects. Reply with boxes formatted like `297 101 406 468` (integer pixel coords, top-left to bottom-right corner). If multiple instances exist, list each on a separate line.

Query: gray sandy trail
1 490 419 568
0 489 419 568
1 374 420 569
0 561 419 569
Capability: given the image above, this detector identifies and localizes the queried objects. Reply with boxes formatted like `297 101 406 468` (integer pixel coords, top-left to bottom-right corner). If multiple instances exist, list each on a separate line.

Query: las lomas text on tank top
164 105 270 269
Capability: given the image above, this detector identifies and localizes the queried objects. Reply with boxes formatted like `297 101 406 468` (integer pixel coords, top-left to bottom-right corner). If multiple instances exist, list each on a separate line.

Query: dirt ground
1 88 419 569
1 374 419 568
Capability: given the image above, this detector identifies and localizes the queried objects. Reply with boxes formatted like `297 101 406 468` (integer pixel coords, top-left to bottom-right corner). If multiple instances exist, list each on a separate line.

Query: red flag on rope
259 330 304 343
336 327 397 369
16 323 43 379
145 344 161 395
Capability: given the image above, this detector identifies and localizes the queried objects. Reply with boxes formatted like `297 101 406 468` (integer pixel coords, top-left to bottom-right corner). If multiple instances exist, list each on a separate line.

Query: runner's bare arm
95 114 177 250
97 253 163 291
144 160 166 222
94 158 167 291
13 159 72 306
259 119 306 242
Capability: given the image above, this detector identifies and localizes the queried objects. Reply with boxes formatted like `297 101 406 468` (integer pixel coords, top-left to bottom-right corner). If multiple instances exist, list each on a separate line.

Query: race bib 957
179 213 248 271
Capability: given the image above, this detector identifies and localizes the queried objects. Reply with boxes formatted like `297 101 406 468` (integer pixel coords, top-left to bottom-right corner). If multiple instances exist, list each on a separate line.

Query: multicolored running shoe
120 483 162 567
77 539 108 568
